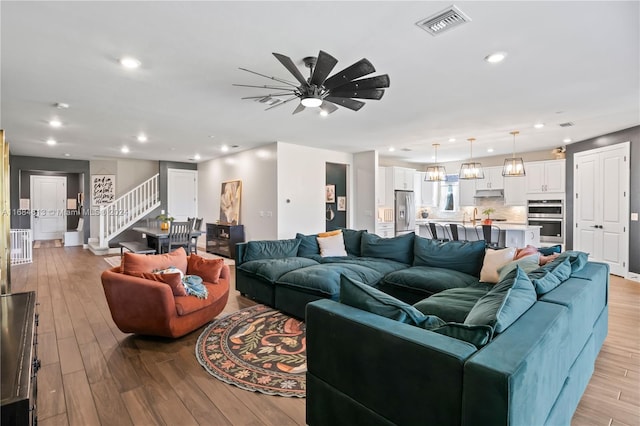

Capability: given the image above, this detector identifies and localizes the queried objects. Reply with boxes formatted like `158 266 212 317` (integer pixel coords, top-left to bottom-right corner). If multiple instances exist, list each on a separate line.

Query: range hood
474 189 504 198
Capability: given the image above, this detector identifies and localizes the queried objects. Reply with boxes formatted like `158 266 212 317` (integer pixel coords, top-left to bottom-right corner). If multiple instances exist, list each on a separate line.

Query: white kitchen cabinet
475 166 504 190
526 160 565 194
458 178 476 206
392 167 416 190
375 222 394 238
503 175 526 206
418 172 438 207
377 167 387 206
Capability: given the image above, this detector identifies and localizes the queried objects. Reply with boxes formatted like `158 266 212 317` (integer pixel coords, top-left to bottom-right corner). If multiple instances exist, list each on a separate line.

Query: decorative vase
483 219 492 225
161 221 169 230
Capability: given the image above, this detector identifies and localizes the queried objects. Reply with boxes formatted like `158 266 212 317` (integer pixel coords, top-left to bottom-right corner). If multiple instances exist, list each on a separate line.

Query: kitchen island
417 221 540 248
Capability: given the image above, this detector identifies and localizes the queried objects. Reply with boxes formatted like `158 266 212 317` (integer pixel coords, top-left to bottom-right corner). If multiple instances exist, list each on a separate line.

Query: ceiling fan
234 50 390 114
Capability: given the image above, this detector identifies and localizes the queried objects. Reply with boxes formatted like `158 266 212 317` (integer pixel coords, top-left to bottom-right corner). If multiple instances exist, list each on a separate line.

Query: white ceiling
2 1 638 164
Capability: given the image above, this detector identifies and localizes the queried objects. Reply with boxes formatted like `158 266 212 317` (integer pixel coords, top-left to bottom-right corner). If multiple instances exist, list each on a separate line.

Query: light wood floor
8 242 640 425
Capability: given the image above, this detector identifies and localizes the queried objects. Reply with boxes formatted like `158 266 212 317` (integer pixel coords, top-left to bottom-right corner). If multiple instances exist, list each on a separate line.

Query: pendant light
459 137 484 179
425 143 446 181
502 130 526 177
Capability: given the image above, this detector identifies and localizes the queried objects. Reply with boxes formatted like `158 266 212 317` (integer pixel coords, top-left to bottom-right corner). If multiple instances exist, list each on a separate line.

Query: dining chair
189 217 204 254
475 224 502 249
427 222 449 241
446 223 467 241
165 220 195 254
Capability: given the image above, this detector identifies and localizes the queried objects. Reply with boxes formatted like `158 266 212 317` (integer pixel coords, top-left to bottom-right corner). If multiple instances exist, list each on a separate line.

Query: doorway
167 168 198 221
326 163 347 231
30 175 66 240
574 142 630 276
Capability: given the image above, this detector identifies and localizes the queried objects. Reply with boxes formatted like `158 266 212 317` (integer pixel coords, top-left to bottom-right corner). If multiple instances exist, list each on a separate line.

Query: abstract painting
220 180 242 224
91 175 115 205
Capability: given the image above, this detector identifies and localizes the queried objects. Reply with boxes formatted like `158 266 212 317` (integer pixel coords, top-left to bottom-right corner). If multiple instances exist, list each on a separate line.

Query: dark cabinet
206 223 245 259
1 291 39 426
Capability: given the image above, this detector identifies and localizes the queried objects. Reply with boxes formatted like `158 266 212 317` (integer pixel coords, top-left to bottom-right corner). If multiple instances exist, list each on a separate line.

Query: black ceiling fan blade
272 53 309 86
292 103 306 115
323 59 376 90
320 101 339 114
265 96 298 111
324 96 366 111
328 89 385 100
310 50 338 86
330 74 390 92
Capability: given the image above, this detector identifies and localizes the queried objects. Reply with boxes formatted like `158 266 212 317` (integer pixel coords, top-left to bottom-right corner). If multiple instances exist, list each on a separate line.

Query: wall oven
527 199 564 243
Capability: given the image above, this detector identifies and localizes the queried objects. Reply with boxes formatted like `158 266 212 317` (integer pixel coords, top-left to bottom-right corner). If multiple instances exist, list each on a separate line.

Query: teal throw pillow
413 237 486 277
556 250 589 273
340 229 365 257
464 266 537 334
528 256 572 295
340 275 444 328
296 233 319 257
497 253 541 282
360 232 414 265
538 245 562 256
244 238 301 262
432 323 494 348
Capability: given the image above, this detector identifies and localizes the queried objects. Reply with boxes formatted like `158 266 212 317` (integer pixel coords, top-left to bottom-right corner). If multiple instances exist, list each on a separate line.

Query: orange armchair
101 252 230 338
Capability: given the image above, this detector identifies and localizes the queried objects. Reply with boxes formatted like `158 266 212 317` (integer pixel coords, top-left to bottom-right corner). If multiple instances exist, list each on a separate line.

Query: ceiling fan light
301 96 322 108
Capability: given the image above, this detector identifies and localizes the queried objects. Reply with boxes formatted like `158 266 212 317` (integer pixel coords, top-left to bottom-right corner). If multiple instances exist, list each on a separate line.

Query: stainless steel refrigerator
395 190 415 236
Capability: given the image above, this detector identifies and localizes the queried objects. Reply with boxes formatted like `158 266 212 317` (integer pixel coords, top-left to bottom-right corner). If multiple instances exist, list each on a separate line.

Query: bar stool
428 222 449 241
447 223 468 241
475 224 502 249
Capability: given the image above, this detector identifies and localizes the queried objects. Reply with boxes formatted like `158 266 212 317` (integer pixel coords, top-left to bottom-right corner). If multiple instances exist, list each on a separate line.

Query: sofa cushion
341 229 365 257
296 232 320 257
277 263 384 298
383 266 480 296
317 232 348 257
320 256 408 274
497 253 541 282
413 287 488 323
479 247 517 283
122 247 188 275
528 257 572 295
360 232 414 265
556 250 589 274
340 275 445 328
465 266 537 333
538 244 562 256
237 257 319 283
432 323 494 348
127 271 187 296
174 283 227 316
187 255 224 284
244 238 301 261
413 237 486 277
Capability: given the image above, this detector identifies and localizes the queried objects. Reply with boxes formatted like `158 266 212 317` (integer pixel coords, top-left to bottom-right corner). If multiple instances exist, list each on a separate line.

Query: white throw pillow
317 232 348 257
480 247 517 283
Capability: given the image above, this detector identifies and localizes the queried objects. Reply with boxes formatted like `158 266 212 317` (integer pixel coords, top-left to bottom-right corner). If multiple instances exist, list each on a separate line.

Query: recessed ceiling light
221 145 229 152
319 110 329 117
120 57 141 69
487 148 494 153
448 138 456 142
484 52 507 64
49 119 62 128
137 133 148 142
121 146 130 153
64 153 71 157
563 138 572 143
46 138 57 146
54 102 69 109
194 154 201 160
533 123 545 129
388 147 395 152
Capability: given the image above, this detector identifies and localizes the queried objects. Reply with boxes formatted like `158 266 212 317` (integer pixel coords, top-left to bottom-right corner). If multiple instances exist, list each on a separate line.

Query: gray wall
9 155 91 242
565 125 639 273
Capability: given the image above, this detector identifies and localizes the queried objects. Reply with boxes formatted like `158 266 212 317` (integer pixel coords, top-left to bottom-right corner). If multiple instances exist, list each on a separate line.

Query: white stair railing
98 173 160 248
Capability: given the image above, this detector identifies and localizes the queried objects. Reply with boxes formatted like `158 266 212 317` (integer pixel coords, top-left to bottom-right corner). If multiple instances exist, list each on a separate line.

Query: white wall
353 151 378 233
276 142 353 239
198 144 278 241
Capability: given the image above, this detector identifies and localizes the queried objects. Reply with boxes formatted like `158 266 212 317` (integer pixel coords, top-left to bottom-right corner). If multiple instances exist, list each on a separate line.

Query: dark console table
206 223 245 259
1 291 39 426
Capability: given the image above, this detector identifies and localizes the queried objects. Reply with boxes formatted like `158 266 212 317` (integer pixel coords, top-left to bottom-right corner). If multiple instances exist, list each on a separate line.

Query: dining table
132 226 203 253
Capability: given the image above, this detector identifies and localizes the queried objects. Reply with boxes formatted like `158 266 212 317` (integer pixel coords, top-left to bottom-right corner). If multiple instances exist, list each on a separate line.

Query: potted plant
156 213 174 230
482 208 495 225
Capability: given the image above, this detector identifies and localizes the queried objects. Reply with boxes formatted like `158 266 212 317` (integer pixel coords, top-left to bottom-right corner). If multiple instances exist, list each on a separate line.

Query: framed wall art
325 185 335 203
337 196 346 211
91 175 115 206
220 179 242 225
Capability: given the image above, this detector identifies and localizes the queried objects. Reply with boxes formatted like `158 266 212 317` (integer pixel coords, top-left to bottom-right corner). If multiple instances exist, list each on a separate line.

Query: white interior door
31 175 67 240
574 143 629 276
167 169 198 221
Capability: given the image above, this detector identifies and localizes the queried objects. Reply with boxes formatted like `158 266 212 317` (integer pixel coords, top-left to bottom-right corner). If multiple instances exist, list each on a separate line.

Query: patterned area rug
195 305 306 398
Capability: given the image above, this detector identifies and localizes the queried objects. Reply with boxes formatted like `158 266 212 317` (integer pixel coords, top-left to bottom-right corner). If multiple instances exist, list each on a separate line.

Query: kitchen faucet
472 207 478 226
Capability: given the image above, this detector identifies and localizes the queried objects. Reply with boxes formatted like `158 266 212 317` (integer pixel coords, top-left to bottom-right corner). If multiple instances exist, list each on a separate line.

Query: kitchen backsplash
419 199 527 223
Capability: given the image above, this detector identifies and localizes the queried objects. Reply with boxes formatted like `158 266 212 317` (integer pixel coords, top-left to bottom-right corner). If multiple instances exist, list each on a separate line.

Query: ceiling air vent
416 5 471 36
559 122 574 127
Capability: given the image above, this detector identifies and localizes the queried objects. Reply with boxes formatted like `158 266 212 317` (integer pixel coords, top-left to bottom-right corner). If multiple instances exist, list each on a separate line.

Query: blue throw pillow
528 256 572 295
556 250 589 273
538 245 562 256
339 275 444 328
340 229 365 257
244 238 301 261
464 266 537 334
360 232 414 265
296 233 320 257
432 323 494 348
413 237 486 277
